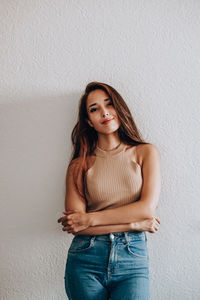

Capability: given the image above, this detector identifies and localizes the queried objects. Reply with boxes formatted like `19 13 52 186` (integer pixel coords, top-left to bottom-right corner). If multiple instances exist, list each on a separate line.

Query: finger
62 220 73 226
58 211 73 222
149 225 158 233
155 217 161 224
62 225 70 231
154 224 159 231
58 214 71 223
62 225 72 232
57 217 65 223
154 220 160 226
63 227 71 232
66 215 79 224
58 215 69 223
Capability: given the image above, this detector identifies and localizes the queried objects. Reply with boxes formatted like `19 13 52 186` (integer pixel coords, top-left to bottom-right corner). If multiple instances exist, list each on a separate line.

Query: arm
89 144 161 226
58 146 161 232
60 158 137 234
62 218 160 236
73 223 132 235
64 158 87 213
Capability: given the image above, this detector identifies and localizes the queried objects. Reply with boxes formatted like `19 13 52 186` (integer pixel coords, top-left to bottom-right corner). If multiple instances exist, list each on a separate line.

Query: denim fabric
64 231 150 300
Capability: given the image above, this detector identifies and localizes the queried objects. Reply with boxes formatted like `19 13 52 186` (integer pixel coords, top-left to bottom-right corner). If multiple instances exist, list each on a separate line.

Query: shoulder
67 155 96 174
66 157 84 190
125 143 160 168
67 157 82 177
137 143 160 157
136 143 160 168
68 157 81 169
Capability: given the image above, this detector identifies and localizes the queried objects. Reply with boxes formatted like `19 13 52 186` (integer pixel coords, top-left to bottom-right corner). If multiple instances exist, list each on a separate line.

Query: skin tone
58 89 161 235
86 89 121 150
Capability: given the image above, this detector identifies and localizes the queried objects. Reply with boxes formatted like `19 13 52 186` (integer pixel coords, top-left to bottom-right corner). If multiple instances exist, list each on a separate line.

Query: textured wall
0 1 200 299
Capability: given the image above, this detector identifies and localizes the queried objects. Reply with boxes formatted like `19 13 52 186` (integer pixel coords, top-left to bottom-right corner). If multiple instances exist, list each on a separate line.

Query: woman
58 81 161 300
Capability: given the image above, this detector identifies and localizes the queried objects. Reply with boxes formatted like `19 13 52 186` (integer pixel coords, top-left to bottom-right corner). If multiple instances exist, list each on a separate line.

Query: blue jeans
64 231 150 300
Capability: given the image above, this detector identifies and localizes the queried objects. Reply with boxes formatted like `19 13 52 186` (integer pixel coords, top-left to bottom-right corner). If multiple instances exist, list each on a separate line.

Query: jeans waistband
74 231 147 244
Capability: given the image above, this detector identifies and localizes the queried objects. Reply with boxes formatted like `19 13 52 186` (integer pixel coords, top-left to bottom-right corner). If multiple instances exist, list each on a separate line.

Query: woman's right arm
62 160 136 234
64 159 87 212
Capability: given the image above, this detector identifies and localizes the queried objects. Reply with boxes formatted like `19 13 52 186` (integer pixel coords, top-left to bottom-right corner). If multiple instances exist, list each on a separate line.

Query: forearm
89 200 154 226
74 223 132 236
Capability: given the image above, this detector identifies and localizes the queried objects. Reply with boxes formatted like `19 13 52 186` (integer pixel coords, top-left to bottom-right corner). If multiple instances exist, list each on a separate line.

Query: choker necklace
97 142 121 152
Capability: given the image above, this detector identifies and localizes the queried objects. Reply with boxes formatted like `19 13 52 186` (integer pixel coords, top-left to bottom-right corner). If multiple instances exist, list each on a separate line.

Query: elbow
140 197 158 219
140 202 156 219
146 204 157 218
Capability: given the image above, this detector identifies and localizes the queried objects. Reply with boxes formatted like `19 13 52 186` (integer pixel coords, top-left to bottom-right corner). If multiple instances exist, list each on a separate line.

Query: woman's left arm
90 144 161 226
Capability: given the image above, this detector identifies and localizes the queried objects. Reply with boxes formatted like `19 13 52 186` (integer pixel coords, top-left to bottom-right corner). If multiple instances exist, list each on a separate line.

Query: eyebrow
88 98 110 109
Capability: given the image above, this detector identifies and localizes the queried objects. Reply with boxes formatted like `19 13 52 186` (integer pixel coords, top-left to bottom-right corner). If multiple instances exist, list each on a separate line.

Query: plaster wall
0 1 200 299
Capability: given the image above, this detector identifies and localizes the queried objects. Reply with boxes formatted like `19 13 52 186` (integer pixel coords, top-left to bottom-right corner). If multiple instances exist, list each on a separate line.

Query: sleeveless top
84 142 143 213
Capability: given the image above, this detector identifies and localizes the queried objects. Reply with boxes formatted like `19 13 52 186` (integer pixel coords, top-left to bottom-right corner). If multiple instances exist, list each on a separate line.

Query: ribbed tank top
84 142 143 213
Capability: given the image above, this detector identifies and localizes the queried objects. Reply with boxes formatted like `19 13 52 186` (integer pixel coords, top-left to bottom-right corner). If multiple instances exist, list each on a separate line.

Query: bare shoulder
68 157 81 169
136 143 160 167
125 143 159 168
137 143 160 156
67 157 83 178
68 155 96 174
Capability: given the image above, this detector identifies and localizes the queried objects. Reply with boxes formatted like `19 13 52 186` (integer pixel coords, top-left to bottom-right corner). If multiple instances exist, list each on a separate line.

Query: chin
102 126 120 135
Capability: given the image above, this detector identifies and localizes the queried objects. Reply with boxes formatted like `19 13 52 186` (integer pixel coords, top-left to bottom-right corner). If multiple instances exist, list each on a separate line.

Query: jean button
110 233 114 241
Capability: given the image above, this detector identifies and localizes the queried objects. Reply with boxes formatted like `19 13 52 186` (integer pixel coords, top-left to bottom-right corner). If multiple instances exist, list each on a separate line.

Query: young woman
58 81 161 300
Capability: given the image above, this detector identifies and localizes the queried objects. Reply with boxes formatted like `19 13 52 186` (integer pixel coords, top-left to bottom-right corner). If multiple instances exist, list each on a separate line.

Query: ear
86 118 94 127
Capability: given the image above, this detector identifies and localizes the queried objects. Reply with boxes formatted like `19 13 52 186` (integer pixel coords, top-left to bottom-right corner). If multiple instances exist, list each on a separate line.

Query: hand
131 216 161 233
57 210 91 234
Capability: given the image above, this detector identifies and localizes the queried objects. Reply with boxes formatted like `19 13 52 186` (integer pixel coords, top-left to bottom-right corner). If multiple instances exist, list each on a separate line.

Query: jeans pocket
68 236 95 253
126 238 148 258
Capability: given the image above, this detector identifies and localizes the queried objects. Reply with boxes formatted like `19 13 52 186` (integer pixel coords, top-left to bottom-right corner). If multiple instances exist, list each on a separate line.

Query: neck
97 135 121 151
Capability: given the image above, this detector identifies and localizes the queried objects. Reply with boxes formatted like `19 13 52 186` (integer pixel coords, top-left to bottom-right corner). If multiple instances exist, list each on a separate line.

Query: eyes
89 102 113 113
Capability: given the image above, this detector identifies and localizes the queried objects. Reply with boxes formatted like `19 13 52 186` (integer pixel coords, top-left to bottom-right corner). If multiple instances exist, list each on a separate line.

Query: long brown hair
67 81 149 198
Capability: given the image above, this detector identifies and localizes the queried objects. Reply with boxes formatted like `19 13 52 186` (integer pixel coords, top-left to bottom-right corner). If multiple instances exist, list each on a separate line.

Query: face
86 89 121 134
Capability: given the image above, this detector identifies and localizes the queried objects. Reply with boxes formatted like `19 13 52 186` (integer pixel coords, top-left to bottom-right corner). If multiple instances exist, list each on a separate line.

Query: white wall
0 1 200 299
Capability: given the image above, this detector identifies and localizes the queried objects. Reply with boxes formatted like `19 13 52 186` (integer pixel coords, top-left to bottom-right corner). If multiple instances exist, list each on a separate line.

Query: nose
102 111 109 117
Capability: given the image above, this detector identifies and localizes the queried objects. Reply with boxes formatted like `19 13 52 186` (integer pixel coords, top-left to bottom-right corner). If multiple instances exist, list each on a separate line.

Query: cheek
111 107 118 116
90 114 99 123
89 114 100 127
112 110 120 123
116 117 121 126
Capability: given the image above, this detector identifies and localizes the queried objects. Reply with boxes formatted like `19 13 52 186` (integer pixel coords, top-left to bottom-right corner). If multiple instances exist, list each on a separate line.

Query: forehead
87 89 109 106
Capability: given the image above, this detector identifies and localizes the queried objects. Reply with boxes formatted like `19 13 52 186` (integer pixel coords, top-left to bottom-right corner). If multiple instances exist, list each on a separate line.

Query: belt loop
124 232 129 244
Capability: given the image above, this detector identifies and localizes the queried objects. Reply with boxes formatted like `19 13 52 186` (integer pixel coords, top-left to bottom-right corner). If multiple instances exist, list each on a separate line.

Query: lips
102 118 114 125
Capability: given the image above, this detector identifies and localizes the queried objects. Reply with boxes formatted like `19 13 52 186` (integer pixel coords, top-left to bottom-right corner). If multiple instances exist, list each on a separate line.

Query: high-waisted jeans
64 231 150 300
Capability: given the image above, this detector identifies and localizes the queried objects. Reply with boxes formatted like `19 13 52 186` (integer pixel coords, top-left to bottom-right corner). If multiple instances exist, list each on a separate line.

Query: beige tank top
84 142 143 213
